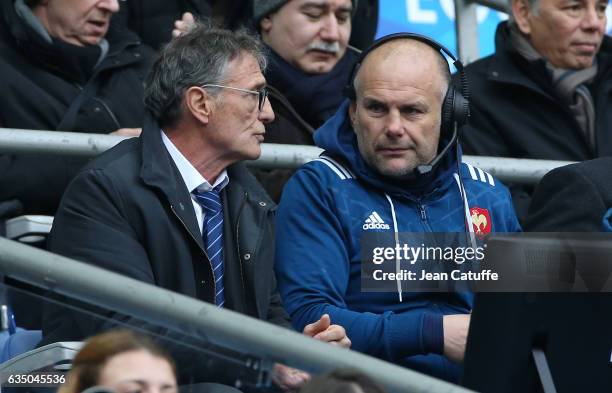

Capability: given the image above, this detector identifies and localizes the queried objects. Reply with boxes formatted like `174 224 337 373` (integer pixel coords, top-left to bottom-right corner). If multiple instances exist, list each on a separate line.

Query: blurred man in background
252 0 361 201
0 0 153 217
461 0 612 223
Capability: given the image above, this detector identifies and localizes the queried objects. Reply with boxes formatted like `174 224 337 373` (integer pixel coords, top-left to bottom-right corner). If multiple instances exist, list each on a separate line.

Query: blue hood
314 100 460 198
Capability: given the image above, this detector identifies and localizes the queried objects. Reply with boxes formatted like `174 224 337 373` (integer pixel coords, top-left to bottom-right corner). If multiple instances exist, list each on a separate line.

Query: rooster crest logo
470 207 491 238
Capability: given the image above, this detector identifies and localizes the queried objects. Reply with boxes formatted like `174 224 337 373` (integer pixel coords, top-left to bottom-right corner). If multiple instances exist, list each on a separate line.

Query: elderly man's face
513 0 608 69
260 0 352 74
349 42 447 178
205 53 275 164
33 0 119 46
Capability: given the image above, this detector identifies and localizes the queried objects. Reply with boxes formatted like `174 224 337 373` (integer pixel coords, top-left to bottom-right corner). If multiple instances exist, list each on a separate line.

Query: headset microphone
415 122 458 176
415 86 469 176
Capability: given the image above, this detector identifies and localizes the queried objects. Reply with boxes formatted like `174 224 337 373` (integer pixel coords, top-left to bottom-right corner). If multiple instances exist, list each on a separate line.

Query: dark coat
525 158 612 232
42 114 290 346
112 0 213 50
459 22 612 223
0 1 155 216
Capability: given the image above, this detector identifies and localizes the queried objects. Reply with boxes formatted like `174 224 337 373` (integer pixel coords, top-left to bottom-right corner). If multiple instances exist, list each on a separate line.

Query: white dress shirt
161 130 229 233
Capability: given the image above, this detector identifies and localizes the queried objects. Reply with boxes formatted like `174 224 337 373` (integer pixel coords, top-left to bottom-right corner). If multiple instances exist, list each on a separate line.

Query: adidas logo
363 211 390 230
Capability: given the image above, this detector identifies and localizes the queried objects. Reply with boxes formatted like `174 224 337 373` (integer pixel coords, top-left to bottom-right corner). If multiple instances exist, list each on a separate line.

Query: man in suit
42 22 349 387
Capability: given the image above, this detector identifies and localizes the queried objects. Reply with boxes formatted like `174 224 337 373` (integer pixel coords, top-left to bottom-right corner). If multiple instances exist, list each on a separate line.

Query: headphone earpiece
345 32 470 138
441 87 455 139
440 86 469 139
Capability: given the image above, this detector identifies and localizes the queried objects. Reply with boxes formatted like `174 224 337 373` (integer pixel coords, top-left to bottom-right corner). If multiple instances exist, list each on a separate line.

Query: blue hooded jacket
275 101 521 381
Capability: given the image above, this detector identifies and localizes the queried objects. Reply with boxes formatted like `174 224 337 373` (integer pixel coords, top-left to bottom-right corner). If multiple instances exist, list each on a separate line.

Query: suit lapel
139 114 204 249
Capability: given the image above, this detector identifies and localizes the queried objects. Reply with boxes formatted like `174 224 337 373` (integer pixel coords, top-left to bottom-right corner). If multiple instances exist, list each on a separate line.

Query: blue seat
0 329 42 363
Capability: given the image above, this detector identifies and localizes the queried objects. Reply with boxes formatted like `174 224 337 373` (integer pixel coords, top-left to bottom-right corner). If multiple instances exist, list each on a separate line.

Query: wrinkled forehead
223 53 267 86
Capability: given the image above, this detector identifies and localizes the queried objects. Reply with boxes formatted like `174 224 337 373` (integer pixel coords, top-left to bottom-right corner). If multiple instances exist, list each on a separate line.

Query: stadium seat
0 215 53 363
0 341 82 385
0 328 42 363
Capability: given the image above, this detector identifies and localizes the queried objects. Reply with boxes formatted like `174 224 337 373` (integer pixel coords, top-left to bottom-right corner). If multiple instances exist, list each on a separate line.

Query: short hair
144 21 267 128
353 39 451 102
60 330 176 393
508 0 540 25
299 369 386 393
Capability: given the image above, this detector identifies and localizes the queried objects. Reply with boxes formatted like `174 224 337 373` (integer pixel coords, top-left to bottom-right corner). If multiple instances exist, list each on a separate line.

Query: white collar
161 130 229 193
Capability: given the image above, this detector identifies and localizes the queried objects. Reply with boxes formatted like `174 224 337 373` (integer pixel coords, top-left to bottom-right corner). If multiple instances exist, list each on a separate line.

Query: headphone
344 32 470 176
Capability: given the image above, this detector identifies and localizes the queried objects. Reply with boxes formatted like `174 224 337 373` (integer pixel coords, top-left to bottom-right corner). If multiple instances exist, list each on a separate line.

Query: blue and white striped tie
194 188 225 307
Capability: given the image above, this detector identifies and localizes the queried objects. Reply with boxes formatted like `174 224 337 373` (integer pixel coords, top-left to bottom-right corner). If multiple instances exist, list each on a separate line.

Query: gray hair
144 21 267 128
508 0 539 25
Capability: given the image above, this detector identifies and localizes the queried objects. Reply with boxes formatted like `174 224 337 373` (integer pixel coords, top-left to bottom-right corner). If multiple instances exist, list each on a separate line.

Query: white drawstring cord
454 173 478 250
384 193 403 302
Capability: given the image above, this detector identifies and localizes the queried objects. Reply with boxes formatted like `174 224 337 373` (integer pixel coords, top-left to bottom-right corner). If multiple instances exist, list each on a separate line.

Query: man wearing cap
252 0 360 201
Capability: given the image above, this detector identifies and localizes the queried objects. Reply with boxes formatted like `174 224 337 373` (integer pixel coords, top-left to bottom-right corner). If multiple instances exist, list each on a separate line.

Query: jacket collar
484 22 554 99
140 113 202 242
140 113 275 243
315 101 458 200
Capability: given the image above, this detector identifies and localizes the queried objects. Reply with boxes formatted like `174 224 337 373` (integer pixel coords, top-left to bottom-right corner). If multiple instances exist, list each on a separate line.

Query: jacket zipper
170 204 215 299
417 200 435 233
235 193 248 296
419 203 427 221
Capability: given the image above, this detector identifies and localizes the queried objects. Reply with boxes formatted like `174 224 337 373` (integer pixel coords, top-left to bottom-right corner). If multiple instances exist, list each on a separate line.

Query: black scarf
265 46 358 129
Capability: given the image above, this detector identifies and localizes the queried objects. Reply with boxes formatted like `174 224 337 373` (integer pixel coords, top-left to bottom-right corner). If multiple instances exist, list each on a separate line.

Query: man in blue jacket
275 34 521 382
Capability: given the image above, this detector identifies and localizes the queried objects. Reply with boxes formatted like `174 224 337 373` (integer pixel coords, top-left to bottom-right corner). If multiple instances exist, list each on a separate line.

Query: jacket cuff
422 312 444 355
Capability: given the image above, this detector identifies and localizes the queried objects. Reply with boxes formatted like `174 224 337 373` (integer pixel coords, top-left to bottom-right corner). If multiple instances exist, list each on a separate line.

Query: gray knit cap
253 0 357 25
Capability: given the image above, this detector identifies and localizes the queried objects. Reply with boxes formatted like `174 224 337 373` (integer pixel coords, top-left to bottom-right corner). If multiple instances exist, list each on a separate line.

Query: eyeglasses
201 84 269 112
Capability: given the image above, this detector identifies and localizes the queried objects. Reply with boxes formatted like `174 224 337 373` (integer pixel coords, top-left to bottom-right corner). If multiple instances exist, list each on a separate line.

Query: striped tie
193 188 225 307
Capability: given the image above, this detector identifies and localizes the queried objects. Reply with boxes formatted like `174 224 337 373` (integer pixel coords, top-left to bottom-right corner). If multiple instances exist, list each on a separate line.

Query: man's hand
302 314 351 348
172 12 195 38
109 128 142 137
272 315 349 392
443 314 471 363
272 364 310 393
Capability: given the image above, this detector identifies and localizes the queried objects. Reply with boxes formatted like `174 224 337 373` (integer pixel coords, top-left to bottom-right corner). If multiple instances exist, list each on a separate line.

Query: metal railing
454 0 509 64
0 237 473 393
0 128 574 185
